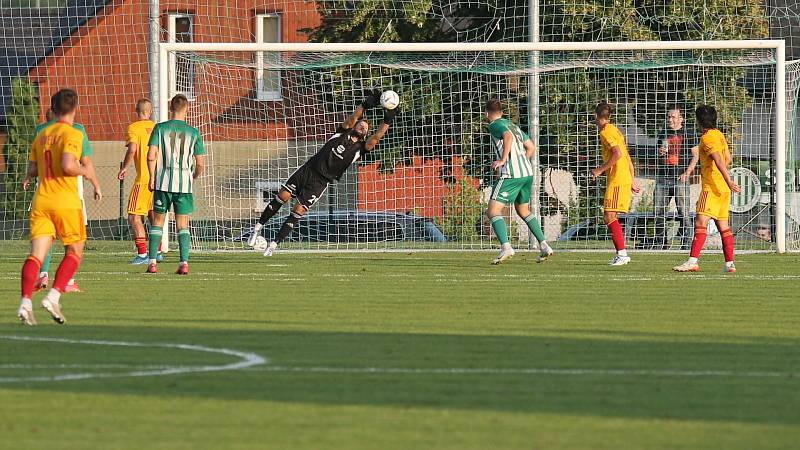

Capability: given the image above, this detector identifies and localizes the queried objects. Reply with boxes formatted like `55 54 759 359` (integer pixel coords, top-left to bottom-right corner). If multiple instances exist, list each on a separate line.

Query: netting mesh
172 48 789 251
0 0 797 252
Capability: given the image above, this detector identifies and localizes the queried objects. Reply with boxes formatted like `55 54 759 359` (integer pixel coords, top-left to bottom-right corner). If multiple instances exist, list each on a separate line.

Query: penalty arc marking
0 335 266 383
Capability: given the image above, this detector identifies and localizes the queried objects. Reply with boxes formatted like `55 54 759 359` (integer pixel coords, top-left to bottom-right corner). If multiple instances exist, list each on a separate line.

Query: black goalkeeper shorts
282 164 330 210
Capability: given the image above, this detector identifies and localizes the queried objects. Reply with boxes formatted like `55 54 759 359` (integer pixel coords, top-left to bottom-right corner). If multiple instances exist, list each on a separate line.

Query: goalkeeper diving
248 89 397 255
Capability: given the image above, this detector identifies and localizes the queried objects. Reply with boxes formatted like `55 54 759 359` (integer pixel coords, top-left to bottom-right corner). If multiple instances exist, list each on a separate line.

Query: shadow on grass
0 325 798 426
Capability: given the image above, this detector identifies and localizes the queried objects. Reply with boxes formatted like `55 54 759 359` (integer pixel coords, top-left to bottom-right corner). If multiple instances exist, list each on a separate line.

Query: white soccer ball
253 235 268 251
380 90 400 110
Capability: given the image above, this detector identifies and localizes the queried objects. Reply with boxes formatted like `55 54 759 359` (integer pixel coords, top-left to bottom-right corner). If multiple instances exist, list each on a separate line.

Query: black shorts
282 164 330 210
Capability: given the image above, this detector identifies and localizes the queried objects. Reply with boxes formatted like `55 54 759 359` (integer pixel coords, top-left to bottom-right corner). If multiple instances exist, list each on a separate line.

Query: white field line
1 335 796 381
248 366 800 379
0 335 266 383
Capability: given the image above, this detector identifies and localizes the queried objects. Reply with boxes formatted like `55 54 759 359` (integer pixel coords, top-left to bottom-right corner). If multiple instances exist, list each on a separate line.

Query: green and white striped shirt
148 120 205 193
488 117 533 179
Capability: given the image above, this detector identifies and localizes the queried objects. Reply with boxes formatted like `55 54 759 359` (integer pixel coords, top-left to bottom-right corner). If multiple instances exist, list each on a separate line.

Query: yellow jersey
698 129 730 192
599 123 632 186
29 121 84 211
125 119 155 184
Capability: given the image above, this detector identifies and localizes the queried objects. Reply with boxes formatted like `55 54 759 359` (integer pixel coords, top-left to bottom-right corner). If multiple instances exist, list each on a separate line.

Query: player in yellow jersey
118 99 158 264
591 102 640 266
17 89 99 325
673 105 741 273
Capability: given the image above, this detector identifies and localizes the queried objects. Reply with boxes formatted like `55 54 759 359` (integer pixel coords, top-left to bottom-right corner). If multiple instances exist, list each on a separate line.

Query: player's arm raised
491 130 514 170
342 88 382 130
147 144 158 191
709 151 741 193
365 108 396 151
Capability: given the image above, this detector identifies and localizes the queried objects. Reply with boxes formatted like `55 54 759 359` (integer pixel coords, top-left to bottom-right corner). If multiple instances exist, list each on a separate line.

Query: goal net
159 41 796 252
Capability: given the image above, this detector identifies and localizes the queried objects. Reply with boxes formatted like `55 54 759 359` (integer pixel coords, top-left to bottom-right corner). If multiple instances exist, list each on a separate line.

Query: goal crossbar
158 40 788 253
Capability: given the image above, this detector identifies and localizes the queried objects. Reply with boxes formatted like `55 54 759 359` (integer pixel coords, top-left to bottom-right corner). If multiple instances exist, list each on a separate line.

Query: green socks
148 226 163 261
41 248 53 274
523 214 546 243
490 216 509 245
178 229 191 263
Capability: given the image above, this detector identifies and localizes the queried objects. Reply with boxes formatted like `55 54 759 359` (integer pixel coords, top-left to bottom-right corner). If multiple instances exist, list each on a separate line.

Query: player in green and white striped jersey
145 94 206 275
485 99 552 265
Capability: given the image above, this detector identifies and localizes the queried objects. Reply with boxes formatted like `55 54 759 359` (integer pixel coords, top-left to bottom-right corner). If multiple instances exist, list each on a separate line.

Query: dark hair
695 105 717 129
136 98 152 114
170 94 189 113
45 108 56 121
51 88 78 115
485 99 502 114
667 104 682 114
595 101 612 119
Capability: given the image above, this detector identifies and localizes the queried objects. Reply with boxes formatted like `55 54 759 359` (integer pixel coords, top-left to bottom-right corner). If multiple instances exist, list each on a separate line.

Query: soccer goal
158 40 796 253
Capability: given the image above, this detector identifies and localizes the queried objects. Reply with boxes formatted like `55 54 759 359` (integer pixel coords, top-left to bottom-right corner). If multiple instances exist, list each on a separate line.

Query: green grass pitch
1 249 799 449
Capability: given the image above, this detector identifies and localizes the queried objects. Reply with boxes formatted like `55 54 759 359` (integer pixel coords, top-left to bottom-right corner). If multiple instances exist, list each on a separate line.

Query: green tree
1 77 39 224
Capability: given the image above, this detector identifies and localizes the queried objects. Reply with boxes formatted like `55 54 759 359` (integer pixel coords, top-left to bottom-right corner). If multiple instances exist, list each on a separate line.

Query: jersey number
168 132 188 162
43 135 56 179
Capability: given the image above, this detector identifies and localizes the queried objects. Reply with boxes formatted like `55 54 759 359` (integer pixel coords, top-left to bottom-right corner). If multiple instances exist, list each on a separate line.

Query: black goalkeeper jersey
305 127 366 181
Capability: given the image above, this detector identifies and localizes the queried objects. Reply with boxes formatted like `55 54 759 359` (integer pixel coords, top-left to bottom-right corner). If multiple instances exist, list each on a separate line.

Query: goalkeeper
248 89 396 256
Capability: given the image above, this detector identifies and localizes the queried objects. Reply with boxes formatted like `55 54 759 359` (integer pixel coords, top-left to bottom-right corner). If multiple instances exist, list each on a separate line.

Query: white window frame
255 13 282 101
168 13 194 99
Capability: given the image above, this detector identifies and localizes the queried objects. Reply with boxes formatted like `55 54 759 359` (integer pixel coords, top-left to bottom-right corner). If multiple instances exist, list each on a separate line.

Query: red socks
53 253 81 293
690 225 708 258
21 255 42 298
135 237 147 255
721 228 735 263
607 219 625 251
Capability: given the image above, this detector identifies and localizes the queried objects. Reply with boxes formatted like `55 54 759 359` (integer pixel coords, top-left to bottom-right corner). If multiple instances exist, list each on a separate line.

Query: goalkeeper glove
383 107 398 125
361 88 382 109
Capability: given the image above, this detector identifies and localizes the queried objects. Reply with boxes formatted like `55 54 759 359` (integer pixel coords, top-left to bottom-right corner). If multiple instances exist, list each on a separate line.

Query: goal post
158 40 790 253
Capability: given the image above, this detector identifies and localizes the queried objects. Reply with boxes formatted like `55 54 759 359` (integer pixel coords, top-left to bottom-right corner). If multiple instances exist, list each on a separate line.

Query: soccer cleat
537 244 554 263
65 281 81 293
609 255 631 266
176 262 189 275
673 261 700 272
33 274 49 292
491 246 515 265
41 298 65 324
17 304 36 326
130 255 149 265
724 263 737 273
263 241 278 257
247 230 259 247
157 253 164 262
146 263 157 274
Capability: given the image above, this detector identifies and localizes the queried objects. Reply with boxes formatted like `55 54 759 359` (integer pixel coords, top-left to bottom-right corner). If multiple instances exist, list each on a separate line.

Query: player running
145 94 205 275
591 101 640 266
673 105 741 273
247 89 396 256
118 98 159 264
24 104 101 294
483 99 553 265
17 89 99 325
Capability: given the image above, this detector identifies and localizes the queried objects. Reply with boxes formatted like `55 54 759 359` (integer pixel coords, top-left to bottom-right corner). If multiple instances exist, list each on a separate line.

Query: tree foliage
1 77 39 223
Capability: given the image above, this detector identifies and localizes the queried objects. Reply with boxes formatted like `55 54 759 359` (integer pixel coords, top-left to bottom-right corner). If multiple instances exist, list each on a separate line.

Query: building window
255 14 282 101
168 14 194 98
